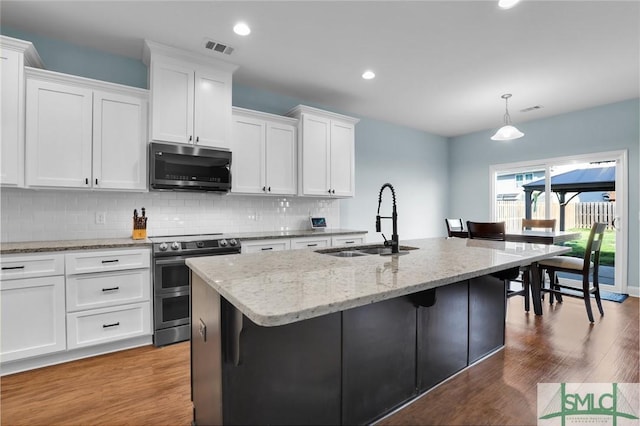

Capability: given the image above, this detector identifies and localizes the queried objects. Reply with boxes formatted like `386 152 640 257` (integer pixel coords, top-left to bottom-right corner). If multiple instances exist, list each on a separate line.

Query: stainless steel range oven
150 234 241 346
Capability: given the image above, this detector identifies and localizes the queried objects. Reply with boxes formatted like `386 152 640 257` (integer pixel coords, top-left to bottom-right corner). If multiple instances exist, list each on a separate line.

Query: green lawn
562 228 615 266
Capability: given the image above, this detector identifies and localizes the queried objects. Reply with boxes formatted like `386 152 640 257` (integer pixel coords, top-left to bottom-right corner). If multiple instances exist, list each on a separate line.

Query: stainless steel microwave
149 142 232 192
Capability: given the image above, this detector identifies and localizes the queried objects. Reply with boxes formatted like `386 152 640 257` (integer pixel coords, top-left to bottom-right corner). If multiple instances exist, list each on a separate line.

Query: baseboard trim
0 335 152 376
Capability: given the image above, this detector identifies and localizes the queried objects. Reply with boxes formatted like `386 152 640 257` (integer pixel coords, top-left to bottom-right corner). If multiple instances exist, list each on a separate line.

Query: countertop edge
188 243 571 327
0 229 368 254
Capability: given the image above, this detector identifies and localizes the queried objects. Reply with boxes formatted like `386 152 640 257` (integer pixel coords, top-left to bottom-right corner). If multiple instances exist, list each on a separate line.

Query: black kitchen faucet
375 183 399 254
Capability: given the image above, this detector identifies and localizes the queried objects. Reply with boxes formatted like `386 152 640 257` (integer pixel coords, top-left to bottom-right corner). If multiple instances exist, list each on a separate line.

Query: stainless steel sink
324 251 368 258
317 244 419 257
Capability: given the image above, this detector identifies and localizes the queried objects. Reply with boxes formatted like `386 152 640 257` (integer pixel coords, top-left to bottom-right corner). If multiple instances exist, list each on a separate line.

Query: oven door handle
154 258 187 266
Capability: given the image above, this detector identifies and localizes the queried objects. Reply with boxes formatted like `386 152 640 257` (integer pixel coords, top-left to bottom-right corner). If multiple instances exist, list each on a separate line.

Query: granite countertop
223 229 367 241
0 238 152 254
0 229 367 254
187 237 570 327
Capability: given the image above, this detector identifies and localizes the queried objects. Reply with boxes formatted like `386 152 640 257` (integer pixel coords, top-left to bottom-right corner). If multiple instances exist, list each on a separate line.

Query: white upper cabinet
287 105 359 198
25 68 148 190
231 107 297 195
144 40 238 149
93 91 147 190
0 36 43 187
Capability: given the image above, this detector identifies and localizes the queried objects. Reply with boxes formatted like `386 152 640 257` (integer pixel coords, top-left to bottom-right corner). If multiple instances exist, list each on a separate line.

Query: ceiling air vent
520 105 543 113
204 39 234 55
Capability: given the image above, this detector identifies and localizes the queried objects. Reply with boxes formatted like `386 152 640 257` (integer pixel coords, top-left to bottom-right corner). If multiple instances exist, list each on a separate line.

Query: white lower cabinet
242 233 367 254
241 239 291 254
291 236 331 250
66 269 151 312
0 253 66 362
67 302 150 350
0 248 152 373
65 249 152 349
331 234 367 247
1 276 66 362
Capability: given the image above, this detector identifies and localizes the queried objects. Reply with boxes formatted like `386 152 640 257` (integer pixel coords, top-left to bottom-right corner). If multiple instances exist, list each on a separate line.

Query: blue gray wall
449 99 640 289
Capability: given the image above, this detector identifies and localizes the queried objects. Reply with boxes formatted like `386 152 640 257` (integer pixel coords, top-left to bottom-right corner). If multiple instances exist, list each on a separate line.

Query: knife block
132 229 147 240
132 215 148 240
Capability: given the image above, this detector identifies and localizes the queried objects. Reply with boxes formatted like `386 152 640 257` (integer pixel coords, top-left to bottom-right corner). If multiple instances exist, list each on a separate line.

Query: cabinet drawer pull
306 243 318 247
101 287 120 292
345 241 355 244
261 247 273 251
102 322 120 328
101 259 119 264
2 265 25 270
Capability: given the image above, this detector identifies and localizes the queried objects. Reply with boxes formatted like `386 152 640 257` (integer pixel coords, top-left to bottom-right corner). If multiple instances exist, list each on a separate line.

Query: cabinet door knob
268 187 271 192
328 189 332 194
196 136 199 144
85 178 89 185
262 186 266 192
331 189 335 194
95 178 98 185
189 135 193 142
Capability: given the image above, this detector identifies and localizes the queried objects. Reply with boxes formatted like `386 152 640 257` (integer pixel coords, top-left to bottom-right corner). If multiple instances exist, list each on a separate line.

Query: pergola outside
522 166 616 231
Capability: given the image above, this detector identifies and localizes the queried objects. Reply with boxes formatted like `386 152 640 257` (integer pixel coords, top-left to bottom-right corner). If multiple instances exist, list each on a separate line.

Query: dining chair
522 218 556 231
537 222 607 323
466 221 528 310
445 218 465 237
519 218 557 301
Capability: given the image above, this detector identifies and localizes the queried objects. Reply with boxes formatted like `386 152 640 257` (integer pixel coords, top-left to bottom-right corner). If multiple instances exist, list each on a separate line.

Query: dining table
448 229 582 315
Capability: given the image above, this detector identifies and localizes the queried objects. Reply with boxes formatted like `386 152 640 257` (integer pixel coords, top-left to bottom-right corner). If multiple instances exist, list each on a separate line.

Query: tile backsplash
0 188 340 242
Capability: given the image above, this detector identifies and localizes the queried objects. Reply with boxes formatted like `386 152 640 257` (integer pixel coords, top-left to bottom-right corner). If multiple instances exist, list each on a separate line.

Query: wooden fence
495 201 614 231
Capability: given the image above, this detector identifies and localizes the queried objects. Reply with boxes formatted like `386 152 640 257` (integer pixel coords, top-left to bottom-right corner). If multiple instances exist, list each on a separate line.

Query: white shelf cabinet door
300 114 331 196
92 91 147 190
149 59 194 144
241 239 291 254
25 79 93 188
291 236 331 250
194 68 232 149
331 234 366 247
231 114 265 194
265 121 296 195
1 48 24 187
1 275 66 362
329 120 355 197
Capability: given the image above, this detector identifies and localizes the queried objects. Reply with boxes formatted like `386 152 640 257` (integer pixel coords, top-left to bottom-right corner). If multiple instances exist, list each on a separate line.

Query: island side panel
191 272 223 425
416 281 469 392
221 303 342 425
342 296 418 425
468 275 506 364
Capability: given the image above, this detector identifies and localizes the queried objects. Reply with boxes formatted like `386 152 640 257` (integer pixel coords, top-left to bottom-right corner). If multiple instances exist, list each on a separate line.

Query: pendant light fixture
491 93 524 141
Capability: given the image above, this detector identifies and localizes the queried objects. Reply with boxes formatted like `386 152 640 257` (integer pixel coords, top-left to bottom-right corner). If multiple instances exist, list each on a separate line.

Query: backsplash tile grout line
1 189 340 242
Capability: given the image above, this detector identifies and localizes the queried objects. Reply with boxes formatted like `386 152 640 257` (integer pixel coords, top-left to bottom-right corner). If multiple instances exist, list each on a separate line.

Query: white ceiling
2 1 639 137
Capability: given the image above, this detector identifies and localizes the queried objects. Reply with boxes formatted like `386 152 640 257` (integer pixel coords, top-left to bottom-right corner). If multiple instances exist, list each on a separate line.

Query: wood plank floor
1 296 638 425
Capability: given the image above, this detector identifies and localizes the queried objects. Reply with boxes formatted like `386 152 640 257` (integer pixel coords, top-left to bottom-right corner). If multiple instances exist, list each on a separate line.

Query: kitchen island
187 237 569 425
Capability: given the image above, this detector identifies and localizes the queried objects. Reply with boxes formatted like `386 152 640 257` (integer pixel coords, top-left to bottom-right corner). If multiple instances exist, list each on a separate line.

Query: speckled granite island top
186 237 570 327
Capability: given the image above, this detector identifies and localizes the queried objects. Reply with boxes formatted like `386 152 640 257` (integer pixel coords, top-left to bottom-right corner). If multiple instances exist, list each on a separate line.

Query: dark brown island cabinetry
190 273 506 425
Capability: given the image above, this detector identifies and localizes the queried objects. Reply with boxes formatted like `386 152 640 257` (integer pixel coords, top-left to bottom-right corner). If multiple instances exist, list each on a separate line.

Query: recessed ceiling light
233 22 251 36
362 70 375 80
498 0 521 9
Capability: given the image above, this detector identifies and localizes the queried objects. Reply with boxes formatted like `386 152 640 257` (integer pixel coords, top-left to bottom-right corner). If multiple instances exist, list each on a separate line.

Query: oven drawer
66 269 151 312
67 302 151 349
66 249 150 275
0 253 65 280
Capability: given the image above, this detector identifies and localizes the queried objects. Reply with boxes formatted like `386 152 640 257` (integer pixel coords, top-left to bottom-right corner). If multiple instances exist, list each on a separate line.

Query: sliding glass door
490 151 627 294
